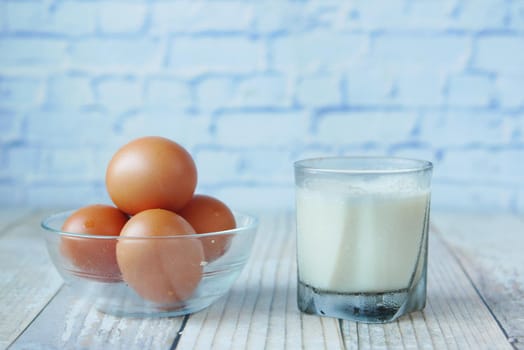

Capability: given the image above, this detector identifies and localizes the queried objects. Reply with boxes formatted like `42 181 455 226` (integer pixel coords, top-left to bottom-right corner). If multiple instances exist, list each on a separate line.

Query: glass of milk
294 157 433 323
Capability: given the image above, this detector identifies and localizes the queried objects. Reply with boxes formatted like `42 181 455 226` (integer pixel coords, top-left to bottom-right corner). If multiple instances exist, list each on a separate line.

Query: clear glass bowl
41 210 258 317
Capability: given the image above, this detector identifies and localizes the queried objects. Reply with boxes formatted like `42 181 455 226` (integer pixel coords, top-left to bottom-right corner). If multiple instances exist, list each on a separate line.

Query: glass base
297 279 426 323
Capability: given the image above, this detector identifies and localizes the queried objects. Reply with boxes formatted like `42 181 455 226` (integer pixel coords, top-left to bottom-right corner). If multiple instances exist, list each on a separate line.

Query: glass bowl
41 210 258 317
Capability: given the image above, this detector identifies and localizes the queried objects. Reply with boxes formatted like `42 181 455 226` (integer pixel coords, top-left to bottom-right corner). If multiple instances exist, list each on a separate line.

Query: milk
296 182 430 294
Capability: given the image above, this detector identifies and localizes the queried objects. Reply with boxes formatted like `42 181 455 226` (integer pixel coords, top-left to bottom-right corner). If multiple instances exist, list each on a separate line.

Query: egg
61 204 128 282
116 209 204 305
178 194 236 262
105 136 197 215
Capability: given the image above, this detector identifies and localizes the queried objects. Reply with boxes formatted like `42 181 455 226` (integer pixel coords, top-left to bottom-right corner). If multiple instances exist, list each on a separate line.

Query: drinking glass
294 157 433 323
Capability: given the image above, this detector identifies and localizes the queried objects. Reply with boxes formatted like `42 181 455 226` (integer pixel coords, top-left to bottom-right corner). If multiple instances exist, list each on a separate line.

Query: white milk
296 182 429 293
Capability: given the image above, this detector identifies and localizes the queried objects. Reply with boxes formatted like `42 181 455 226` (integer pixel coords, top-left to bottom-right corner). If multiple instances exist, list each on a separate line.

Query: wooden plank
0 208 33 237
340 225 513 350
434 212 524 349
10 285 184 349
0 210 63 350
176 212 345 350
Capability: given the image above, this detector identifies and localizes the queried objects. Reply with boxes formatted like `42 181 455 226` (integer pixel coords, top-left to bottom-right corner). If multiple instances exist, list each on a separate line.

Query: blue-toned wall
1 1 523 212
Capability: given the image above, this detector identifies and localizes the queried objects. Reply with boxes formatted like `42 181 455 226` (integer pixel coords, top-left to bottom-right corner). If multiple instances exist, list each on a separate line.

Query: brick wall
1 0 523 212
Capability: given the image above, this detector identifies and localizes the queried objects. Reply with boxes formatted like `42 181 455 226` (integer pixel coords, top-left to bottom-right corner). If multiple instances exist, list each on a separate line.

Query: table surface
0 209 523 350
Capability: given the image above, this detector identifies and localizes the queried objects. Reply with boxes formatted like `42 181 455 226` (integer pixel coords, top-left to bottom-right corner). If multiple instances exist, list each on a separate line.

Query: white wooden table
1 209 522 349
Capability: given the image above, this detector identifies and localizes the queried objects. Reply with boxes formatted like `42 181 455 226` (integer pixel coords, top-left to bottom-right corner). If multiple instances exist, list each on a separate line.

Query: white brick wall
0 0 523 213
169 37 266 74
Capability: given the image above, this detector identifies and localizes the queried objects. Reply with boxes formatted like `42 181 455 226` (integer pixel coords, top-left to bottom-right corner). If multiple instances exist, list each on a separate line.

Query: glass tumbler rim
294 156 433 175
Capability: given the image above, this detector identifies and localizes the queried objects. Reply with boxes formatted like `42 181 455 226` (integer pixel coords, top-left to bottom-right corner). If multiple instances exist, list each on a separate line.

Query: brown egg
105 136 197 215
116 209 204 304
178 194 236 262
61 204 128 282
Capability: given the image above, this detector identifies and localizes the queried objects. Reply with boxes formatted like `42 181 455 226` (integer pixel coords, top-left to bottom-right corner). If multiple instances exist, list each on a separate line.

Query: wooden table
1 209 522 349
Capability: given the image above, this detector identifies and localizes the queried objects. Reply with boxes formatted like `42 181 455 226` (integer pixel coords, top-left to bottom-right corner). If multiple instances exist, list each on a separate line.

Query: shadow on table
193 281 299 321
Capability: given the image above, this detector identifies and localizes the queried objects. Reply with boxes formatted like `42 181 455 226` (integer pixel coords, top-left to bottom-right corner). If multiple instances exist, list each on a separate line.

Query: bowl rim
41 209 258 240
